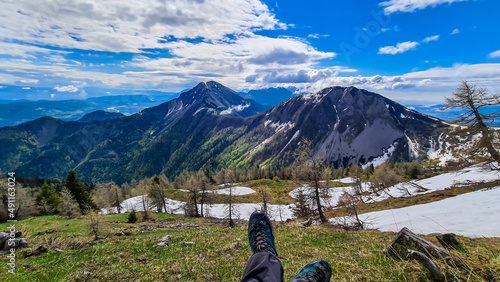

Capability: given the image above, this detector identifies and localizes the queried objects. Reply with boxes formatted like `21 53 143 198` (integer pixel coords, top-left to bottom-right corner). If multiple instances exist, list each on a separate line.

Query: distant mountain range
77 110 125 123
0 81 479 184
241 87 296 106
0 95 163 127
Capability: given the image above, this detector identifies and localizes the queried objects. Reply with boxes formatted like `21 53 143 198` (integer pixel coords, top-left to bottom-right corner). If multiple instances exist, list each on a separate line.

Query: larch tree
296 138 327 223
444 80 500 163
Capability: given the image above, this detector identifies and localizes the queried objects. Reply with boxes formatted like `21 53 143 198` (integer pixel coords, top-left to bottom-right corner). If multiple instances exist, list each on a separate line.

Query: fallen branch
408 249 445 282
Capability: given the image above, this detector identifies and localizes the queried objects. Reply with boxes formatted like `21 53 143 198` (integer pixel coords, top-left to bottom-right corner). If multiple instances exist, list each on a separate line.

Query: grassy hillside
1 214 499 281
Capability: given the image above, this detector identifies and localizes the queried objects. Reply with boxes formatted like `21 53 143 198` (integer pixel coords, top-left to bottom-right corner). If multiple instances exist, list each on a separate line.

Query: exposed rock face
0 82 457 183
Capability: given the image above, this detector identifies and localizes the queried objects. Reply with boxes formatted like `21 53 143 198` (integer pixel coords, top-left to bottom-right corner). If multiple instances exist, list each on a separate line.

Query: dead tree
443 80 500 163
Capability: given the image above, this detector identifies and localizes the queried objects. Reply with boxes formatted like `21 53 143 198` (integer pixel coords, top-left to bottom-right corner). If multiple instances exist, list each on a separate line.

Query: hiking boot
248 211 278 256
289 260 332 282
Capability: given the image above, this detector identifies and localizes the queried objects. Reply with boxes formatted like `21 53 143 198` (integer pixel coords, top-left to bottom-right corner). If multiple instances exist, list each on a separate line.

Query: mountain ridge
0 81 468 184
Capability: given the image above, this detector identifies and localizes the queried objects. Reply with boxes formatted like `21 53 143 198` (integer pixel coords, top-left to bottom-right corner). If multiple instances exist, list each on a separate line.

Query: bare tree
183 174 200 217
197 171 212 218
130 179 151 220
260 189 271 217
296 138 327 223
443 80 500 163
149 175 169 213
337 191 364 230
217 168 237 228
61 188 81 218
84 208 104 241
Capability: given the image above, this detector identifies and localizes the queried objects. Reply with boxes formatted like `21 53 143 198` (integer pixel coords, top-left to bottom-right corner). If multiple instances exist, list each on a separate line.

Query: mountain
77 110 125 123
0 82 469 184
242 87 295 106
0 95 162 127
407 104 500 128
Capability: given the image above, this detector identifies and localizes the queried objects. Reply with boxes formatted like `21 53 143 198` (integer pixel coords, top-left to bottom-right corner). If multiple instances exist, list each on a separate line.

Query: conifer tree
35 182 61 215
64 170 96 213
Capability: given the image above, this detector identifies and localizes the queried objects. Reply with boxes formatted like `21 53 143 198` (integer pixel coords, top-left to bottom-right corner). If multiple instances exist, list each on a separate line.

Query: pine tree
35 182 61 215
64 170 96 213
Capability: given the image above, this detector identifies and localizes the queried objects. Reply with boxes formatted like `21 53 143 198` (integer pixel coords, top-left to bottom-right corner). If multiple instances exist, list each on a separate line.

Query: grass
1 215 499 281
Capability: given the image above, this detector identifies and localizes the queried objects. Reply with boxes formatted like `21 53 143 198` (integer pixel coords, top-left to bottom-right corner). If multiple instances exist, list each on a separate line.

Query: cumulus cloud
379 0 468 14
451 28 460 35
378 41 419 55
423 35 440 42
0 0 285 53
54 85 79 92
488 50 500 58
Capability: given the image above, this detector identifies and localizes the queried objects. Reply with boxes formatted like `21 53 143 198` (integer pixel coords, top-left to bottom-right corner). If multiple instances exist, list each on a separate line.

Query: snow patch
334 187 500 237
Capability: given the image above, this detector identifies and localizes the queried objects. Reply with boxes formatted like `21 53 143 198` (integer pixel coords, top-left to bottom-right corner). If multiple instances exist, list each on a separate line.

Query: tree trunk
200 187 205 218
385 227 451 260
436 233 465 252
193 190 199 217
313 162 326 223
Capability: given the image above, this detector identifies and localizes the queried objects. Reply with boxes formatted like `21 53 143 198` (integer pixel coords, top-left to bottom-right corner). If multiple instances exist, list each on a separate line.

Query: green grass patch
0 216 498 281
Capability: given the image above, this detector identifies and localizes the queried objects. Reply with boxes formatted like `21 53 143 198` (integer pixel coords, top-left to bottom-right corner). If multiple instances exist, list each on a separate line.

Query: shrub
127 210 138 223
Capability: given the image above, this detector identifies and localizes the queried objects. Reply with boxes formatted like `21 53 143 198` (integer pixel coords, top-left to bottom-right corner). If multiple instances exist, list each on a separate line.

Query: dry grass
0 215 498 281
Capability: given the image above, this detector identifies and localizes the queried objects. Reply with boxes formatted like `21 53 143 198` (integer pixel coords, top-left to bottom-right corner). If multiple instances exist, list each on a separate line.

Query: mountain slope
0 82 465 183
77 110 125 123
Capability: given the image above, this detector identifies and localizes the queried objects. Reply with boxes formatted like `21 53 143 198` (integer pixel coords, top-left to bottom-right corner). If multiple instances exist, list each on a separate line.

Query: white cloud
378 41 419 55
0 0 285 53
0 42 61 58
307 33 330 39
54 85 79 92
423 35 440 42
380 0 468 14
451 28 460 35
291 63 500 104
19 79 39 84
79 89 88 98
488 50 500 58
128 35 337 88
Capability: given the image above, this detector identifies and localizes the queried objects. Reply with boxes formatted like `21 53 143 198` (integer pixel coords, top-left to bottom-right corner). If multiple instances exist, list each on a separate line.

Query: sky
1 0 500 104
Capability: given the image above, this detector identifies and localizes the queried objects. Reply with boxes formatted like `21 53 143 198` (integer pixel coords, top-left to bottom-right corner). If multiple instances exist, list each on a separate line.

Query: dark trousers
241 251 283 282
241 251 313 282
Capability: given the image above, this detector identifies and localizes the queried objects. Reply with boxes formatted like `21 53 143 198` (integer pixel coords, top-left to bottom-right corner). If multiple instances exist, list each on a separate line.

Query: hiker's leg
241 251 283 282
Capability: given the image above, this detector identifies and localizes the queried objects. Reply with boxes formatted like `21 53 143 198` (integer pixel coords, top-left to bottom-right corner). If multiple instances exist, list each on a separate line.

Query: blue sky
1 0 499 104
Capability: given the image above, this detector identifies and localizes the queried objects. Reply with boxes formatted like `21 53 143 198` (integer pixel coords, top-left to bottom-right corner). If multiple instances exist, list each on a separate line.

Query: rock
231 238 242 249
157 242 168 247
54 248 63 253
83 271 92 275
161 235 173 244
2 237 28 252
183 242 195 246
